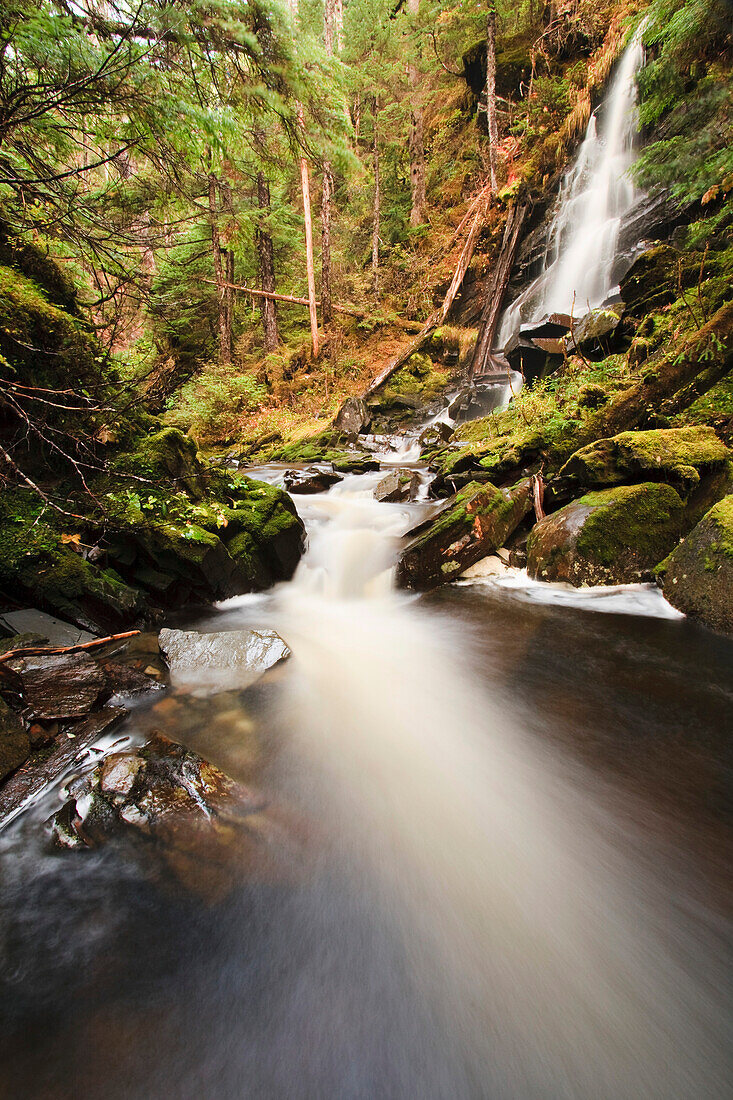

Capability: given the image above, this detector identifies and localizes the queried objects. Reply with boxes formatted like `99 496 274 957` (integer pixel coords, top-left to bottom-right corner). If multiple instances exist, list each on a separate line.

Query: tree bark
485 6 499 192
468 202 528 379
322 0 336 327
297 105 320 358
256 171 279 353
372 100 381 297
221 178 235 357
407 0 426 228
208 173 232 367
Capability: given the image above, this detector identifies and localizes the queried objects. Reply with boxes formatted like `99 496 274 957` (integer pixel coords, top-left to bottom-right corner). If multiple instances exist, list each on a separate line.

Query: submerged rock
527 482 687 586
658 496 733 635
50 732 296 899
396 479 532 590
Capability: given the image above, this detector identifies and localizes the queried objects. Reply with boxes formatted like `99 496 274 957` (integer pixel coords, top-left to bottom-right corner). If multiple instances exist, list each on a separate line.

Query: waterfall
497 26 646 349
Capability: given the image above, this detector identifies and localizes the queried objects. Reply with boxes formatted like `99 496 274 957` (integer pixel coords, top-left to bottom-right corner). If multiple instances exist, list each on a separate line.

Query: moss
575 483 686 566
559 426 731 497
112 427 206 497
660 495 733 634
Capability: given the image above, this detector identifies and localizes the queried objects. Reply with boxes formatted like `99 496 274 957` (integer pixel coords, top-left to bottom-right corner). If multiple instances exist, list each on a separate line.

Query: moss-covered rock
658 496 733 634
367 352 452 431
527 483 688 586
112 428 206 498
396 478 532 590
558 426 732 497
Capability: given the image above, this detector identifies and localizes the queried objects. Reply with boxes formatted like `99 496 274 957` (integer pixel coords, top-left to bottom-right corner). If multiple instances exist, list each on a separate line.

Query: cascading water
498 25 646 348
215 467 731 1098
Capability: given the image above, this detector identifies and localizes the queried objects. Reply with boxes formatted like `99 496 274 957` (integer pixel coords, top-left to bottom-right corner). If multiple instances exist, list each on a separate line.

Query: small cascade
497 26 646 349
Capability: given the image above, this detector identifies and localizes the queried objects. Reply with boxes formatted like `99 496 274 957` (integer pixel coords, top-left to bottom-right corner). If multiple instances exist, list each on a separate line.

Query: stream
0 440 731 1099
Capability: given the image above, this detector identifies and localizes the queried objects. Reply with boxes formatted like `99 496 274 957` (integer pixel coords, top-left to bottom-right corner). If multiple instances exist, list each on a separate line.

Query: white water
217 470 732 1097
498 27 646 348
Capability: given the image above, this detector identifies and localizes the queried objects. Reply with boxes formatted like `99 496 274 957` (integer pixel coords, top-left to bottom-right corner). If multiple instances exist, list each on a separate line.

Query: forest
0 0 732 1095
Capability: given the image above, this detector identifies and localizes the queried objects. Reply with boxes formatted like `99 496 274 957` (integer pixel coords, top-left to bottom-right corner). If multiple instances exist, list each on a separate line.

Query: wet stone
12 652 106 720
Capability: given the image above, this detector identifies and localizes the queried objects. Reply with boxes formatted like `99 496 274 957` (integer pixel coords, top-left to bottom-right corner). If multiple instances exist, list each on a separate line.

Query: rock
658 496 733 634
12 652 107 720
0 707 126 825
527 482 687 586
333 396 371 435
50 732 295 899
396 478 532 590
0 609 95 647
558 427 732 499
0 697 30 782
330 453 380 473
374 470 401 502
459 554 509 579
568 306 623 354
419 421 454 448
447 377 521 423
284 467 342 494
158 627 289 692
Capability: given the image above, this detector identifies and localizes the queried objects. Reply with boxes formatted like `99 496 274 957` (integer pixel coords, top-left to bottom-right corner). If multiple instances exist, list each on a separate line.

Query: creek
0 441 731 1099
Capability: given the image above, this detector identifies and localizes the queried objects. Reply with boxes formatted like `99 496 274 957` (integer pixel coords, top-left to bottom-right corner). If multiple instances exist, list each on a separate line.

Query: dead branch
0 630 142 664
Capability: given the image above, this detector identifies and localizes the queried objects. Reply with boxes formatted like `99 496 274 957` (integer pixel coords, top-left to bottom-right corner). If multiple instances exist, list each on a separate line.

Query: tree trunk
321 0 335 327
372 101 381 297
486 6 499 192
407 0 426 228
221 178 235 358
468 202 528 379
208 173 231 367
256 171 279 353
297 104 320 358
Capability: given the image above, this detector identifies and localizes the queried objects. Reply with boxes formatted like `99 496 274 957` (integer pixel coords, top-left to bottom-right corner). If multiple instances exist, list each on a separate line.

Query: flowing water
498 27 646 348
1 460 731 1099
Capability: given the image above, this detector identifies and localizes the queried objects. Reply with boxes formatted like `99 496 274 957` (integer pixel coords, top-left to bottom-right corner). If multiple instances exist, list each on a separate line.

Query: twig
0 630 142 664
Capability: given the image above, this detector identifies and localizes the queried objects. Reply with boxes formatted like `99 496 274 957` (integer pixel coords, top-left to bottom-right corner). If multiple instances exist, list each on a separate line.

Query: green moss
575 483 686 566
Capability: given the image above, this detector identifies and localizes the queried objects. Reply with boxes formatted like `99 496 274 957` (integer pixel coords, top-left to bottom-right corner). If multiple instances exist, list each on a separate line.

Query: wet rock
284 467 343 494
374 470 401 502
657 495 733 635
0 609 95 647
0 706 126 824
333 396 371 435
50 732 294 899
396 478 532 590
527 482 687 586
419 421 454 448
0 697 30 781
330 452 380 474
12 652 106 720
158 627 288 692
558 427 732 499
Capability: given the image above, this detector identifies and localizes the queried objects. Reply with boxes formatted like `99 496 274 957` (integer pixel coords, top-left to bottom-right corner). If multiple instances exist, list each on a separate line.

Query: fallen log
199 279 365 318
468 201 528 380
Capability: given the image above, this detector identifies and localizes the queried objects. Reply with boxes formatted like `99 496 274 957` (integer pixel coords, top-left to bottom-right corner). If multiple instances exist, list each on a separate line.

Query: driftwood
0 629 141 665
468 202 528 380
200 279 365 318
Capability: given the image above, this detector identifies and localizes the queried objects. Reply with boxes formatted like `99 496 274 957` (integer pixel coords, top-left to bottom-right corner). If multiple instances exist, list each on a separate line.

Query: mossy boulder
558 427 732 498
527 483 687 586
367 352 452 430
112 427 207 498
657 496 733 634
396 478 532 590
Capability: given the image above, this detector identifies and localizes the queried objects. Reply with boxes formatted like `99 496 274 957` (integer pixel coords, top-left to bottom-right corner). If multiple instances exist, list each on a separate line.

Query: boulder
284 467 342 495
0 697 30 782
333 396 371 435
568 306 623 354
158 627 288 692
396 479 532 590
527 482 687 586
658 496 733 634
558 427 732 499
0 609 95 647
373 470 406 502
